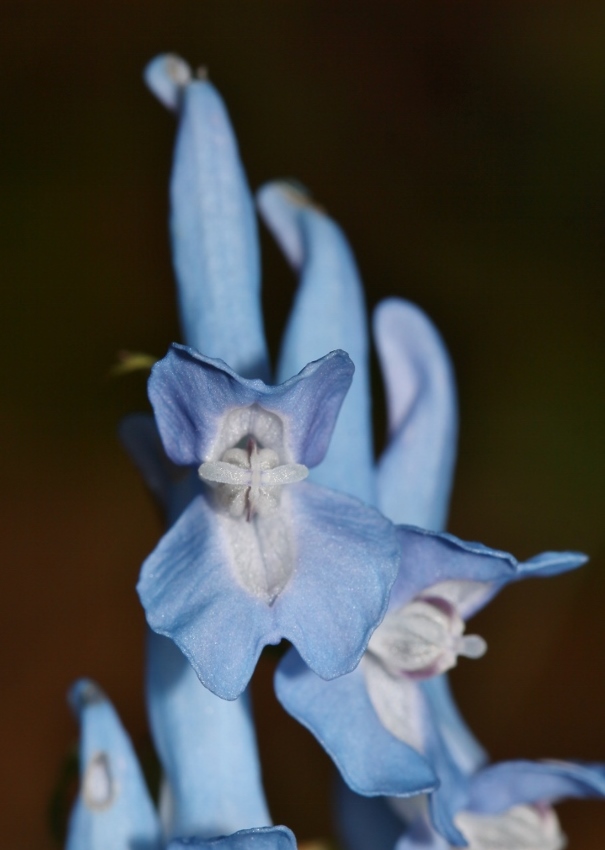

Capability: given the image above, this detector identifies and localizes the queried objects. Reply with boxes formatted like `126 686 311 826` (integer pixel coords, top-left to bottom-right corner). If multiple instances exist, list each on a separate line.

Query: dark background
2 2 605 847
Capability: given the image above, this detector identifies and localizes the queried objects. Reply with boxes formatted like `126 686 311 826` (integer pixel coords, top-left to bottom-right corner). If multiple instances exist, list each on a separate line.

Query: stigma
198 437 309 520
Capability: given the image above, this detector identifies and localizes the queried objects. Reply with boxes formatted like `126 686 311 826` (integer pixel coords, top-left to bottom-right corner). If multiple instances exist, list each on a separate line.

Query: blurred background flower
1 2 604 847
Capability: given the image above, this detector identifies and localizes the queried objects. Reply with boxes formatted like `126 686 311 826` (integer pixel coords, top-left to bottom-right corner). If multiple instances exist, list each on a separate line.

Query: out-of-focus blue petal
65 679 161 850
389 526 587 614
395 821 450 850
148 345 353 468
335 780 403 850
277 482 399 680
275 650 436 797
257 181 374 505
119 413 201 525
140 481 399 699
466 760 605 814
374 299 457 531
145 54 268 379
422 675 487 777
166 825 297 849
146 631 271 840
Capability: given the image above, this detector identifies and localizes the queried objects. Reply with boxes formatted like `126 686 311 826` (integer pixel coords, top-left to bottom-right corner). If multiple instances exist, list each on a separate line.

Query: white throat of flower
367 591 487 681
454 804 566 850
199 437 308 520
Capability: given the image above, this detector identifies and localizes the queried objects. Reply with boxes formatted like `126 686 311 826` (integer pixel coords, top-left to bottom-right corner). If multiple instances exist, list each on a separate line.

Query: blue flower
138 344 400 701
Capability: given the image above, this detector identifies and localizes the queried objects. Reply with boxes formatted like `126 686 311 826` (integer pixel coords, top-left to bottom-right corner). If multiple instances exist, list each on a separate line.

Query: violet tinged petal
138 495 277 701
466 760 605 815
119 413 201 525
146 632 271 840
374 299 457 532
65 680 162 850
275 651 436 797
335 780 403 850
145 54 269 379
258 181 374 505
148 345 353 468
166 826 297 850
277 482 400 679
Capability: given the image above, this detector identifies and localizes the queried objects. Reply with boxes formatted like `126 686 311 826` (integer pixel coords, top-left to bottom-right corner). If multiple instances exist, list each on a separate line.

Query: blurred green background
1 1 605 847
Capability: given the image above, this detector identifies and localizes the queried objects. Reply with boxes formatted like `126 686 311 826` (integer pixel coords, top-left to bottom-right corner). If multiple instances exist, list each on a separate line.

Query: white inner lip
455 804 566 850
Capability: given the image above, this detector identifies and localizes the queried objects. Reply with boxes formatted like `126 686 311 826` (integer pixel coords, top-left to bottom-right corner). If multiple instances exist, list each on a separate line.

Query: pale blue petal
374 299 457 531
258 182 374 504
275 651 436 797
395 823 450 850
138 495 276 700
119 413 201 525
335 780 403 850
140 480 399 699
149 345 353 467
65 680 161 850
277 482 400 679
390 526 587 615
466 760 605 814
166 826 297 850
146 631 271 840
145 54 268 378
422 675 488 777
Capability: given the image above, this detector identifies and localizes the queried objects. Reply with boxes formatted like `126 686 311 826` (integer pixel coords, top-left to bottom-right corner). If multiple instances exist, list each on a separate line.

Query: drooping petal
145 54 269 379
335 780 404 850
119 413 201 525
148 345 353 468
166 826 297 850
465 760 605 815
258 181 374 504
140 480 399 699
389 526 587 615
275 650 436 797
146 631 271 840
374 299 457 532
65 680 161 850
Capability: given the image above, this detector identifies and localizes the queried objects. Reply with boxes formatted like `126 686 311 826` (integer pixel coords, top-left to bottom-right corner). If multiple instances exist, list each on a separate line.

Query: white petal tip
458 633 488 659
144 53 192 111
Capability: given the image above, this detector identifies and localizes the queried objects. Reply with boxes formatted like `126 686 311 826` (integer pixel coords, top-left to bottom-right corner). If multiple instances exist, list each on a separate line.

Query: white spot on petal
83 752 114 811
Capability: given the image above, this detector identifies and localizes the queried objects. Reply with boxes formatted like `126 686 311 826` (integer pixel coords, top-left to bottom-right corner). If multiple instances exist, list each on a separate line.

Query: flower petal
149 345 353 468
275 650 436 797
374 299 457 532
466 760 605 815
145 54 268 379
335 781 404 850
166 826 297 850
258 181 374 504
138 495 277 700
277 482 400 679
146 631 271 839
65 680 161 850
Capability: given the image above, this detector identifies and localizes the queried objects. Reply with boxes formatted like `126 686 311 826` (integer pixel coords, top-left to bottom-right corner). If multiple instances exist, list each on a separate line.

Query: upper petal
65 680 161 850
275 650 436 797
149 345 353 467
258 181 374 504
146 631 271 839
466 760 605 814
144 54 269 379
374 299 457 532
166 826 297 850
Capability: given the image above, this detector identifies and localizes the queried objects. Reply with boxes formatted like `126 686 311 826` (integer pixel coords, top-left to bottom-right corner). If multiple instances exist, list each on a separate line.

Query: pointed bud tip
144 53 193 112
68 678 106 716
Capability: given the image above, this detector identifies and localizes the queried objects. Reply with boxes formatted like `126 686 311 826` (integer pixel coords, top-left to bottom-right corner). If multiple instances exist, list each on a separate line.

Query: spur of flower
138 344 401 702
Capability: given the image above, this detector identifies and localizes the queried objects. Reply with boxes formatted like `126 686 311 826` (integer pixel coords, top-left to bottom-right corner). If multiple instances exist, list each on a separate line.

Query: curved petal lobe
258 181 374 504
374 299 457 531
166 826 297 850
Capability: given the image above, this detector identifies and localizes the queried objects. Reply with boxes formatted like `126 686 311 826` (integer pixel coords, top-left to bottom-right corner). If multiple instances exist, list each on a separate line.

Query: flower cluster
64 53 605 850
